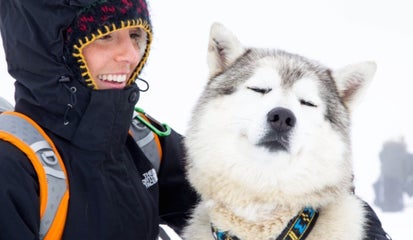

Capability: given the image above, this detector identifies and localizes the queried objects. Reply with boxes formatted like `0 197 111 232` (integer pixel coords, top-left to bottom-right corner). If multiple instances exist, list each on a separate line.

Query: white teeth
98 74 127 83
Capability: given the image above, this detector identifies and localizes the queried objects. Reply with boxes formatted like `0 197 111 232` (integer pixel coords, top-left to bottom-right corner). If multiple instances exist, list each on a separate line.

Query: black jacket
0 98 198 239
0 0 197 239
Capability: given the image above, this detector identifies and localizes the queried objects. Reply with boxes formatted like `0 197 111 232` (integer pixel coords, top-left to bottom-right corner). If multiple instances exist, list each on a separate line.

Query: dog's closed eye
300 99 318 107
247 87 272 94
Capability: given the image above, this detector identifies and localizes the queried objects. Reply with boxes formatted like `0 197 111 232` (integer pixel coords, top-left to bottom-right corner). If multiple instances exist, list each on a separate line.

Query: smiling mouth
97 74 128 83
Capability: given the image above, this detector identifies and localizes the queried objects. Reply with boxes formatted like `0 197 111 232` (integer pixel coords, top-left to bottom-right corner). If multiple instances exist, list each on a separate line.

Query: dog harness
0 109 166 239
211 207 319 240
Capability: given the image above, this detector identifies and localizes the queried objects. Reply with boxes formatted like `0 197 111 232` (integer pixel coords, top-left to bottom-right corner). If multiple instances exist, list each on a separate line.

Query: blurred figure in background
374 137 413 212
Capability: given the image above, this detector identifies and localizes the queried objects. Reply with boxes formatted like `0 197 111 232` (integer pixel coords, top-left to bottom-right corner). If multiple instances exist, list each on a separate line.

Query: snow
1 0 412 238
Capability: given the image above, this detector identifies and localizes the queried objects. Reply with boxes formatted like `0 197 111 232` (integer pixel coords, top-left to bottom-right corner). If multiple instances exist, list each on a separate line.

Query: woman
0 0 197 239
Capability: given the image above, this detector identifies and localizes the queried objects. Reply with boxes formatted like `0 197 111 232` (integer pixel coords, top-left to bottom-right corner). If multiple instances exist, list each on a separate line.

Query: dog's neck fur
209 201 292 239
206 183 349 240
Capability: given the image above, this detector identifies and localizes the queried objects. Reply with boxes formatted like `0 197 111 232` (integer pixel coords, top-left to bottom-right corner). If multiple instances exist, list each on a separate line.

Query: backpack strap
0 112 69 240
0 107 165 239
130 107 169 173
0 96 13 113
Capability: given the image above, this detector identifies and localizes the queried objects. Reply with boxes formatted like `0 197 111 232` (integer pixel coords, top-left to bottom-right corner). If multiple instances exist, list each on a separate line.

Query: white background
1 0 412 238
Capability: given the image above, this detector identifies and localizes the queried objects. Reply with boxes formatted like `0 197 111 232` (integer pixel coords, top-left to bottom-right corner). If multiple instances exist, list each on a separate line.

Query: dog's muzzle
258 107 296 152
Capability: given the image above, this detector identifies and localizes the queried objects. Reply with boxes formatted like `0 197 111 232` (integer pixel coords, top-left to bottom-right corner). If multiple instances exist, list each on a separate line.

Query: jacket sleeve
362 201 392 240
157 129 199 234
0 141 40 239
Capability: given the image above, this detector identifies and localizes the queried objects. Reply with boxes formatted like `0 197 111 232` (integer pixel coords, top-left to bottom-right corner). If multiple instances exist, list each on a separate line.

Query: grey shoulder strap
0 112 68 239
130 111 162 173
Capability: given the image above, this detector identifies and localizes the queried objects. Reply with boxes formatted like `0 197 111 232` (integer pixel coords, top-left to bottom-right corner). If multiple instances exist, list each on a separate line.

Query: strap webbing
0 112 69 240
211 207 318 240
277 207 319 240
130 111 163 172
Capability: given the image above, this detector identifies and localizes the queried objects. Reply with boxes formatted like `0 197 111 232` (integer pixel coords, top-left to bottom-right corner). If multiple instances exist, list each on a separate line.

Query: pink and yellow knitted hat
64 0 152 89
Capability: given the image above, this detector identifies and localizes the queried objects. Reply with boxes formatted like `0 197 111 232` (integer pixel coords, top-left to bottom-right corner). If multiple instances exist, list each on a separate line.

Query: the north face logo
142 169 158 188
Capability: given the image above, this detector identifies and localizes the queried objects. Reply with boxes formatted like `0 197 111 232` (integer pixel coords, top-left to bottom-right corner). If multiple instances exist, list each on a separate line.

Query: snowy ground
1 0 412 238
377 200 413 239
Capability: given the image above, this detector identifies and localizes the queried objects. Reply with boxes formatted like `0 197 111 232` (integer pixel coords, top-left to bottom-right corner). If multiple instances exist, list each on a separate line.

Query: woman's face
82 27 147 90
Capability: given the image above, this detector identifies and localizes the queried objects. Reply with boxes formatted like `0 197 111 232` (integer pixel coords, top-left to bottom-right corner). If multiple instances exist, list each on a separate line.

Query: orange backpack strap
0 112 69 240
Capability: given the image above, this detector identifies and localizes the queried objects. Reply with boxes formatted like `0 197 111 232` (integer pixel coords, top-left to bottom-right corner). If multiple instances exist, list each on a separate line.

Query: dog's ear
333 61 377 111
207 22 246 77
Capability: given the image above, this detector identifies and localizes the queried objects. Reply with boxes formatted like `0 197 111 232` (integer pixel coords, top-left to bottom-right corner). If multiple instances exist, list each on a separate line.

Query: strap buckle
134 107 171 137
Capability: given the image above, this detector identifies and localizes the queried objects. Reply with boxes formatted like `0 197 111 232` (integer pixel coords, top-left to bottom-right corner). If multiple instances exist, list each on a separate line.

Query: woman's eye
130 30 147 48
130 29 147 41
300 99 317 107
247 87 272 94
130 33 142 41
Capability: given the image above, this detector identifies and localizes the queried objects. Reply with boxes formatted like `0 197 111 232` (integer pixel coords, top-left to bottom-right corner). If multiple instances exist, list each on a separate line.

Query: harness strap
211 207 319 240
277 207 319 240
0 112 69 240
130 110 163 172
211 224 240 240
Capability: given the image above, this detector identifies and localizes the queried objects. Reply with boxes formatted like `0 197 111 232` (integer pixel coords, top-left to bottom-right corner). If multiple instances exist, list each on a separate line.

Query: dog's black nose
258 107 296 152
267 107 296 131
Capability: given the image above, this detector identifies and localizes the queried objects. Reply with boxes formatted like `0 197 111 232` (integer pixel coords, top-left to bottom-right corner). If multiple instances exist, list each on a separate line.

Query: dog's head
185 23 376 203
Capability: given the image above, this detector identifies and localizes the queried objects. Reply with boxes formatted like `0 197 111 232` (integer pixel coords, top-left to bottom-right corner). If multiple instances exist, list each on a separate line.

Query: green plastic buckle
134 107 171 137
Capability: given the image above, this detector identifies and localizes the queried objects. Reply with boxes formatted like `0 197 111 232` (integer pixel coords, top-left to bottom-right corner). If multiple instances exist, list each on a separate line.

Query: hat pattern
65 0 152 89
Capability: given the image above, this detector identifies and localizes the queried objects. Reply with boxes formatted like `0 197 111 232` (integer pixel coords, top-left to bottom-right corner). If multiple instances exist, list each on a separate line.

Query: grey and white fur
182 22 377 240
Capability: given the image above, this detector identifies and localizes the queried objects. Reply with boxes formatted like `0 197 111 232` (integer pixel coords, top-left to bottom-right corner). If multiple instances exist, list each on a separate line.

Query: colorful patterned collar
211 207 319 240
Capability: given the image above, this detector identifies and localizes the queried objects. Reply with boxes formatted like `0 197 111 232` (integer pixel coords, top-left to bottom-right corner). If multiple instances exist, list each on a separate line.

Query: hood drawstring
59 76 78 125
136 77 149 92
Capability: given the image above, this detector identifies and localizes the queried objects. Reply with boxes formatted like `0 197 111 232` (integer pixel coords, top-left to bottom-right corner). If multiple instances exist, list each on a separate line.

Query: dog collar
211 207 319 240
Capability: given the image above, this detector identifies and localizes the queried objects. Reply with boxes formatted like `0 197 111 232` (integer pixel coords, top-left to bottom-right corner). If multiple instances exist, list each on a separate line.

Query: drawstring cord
136 77 149 92
59 76 147 125
59 76 77 125
63 85 77 125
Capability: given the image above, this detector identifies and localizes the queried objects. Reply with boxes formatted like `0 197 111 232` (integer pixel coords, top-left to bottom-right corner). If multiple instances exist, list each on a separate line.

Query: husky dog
182 23 376 240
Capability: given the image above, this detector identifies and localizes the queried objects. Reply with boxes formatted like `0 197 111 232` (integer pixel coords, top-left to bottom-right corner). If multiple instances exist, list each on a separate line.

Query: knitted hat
64 0 152 89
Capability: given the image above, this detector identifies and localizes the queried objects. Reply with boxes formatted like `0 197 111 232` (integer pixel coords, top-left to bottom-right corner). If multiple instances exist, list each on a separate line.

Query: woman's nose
115 38 141 64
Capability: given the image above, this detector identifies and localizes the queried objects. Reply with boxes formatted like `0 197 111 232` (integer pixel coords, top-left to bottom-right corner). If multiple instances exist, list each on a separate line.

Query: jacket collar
16 80 140 151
